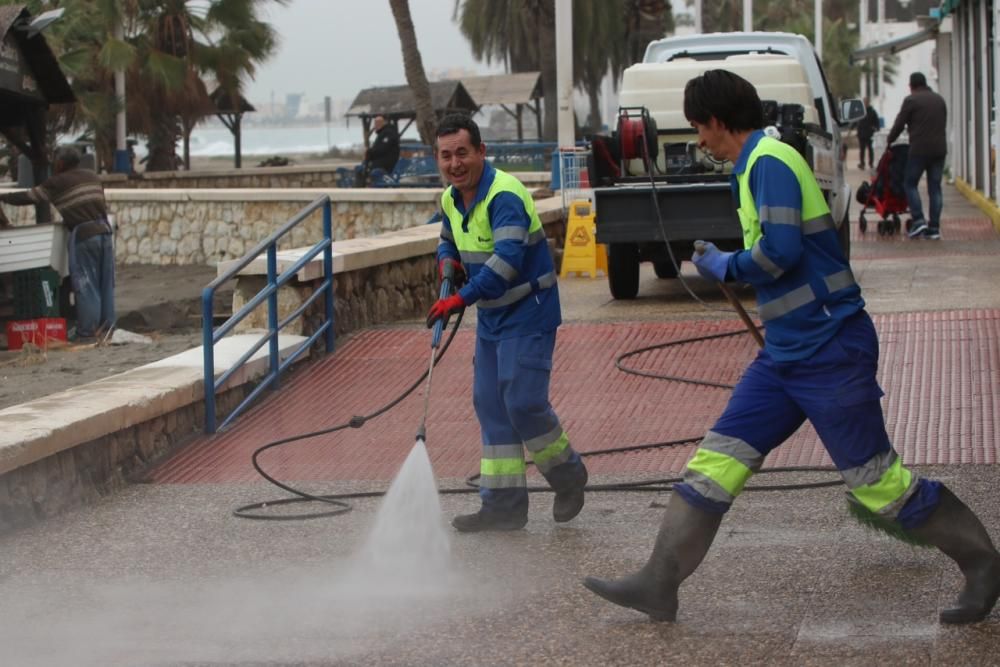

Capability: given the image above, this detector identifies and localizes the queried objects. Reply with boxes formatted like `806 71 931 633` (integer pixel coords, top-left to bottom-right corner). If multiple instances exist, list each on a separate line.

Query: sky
247 0 504 107
246 0 691 108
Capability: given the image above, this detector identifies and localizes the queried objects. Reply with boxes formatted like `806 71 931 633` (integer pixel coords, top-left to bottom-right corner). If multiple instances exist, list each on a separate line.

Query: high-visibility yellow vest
736 137 829 249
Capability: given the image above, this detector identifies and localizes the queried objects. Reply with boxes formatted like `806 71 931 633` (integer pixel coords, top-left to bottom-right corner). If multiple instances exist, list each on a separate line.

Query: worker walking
583 71 1000 624
427 114 588 532
0 146 114 341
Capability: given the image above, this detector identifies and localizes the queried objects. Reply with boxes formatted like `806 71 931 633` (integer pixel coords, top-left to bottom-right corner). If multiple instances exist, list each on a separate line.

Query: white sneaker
924 230 940 240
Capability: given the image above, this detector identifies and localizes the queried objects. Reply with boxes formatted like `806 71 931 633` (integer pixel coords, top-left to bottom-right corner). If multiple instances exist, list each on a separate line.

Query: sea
182 121 422 158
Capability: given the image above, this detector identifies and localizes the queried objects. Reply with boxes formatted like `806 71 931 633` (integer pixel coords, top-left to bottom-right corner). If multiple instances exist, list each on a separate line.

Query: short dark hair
54 145 81 169
683 69 764 132
436 113 481 148
909 72 927 88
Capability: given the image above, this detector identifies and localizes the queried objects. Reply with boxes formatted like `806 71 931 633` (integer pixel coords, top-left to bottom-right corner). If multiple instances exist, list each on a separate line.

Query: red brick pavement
149 309 1000 484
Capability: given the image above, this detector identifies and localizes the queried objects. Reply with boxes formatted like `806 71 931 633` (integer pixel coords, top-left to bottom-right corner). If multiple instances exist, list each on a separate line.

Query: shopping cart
559 148 592 209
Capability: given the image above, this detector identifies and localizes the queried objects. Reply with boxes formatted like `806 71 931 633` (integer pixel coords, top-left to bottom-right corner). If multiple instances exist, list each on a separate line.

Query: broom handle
717 282 764 349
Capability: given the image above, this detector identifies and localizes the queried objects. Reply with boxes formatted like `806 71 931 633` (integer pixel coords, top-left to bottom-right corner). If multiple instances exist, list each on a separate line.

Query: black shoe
452 510 527 533
908 221 928 238
553 467 588 523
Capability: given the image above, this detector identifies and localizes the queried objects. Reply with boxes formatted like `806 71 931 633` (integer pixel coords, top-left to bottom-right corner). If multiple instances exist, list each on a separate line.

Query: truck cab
593 32 865 299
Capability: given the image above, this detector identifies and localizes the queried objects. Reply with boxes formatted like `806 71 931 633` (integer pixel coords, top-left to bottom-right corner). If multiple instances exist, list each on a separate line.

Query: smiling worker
427 114 588 532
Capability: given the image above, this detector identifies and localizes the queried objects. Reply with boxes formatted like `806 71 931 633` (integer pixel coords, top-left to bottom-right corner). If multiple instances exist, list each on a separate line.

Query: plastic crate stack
12 267 61 319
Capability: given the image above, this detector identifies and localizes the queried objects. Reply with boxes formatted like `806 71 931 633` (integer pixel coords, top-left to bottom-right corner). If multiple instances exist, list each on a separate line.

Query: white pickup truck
592 32 866 299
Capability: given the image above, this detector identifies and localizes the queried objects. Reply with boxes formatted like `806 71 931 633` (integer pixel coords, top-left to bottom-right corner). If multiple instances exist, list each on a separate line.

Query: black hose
233 317 840 521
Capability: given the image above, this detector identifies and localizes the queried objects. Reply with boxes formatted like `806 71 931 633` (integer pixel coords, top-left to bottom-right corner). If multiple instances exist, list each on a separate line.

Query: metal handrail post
202 286 217 433
323 199 335 353
266 244 280 388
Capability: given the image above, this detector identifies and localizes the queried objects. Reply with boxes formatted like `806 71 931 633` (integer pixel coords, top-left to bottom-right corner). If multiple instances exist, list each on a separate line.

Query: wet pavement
3 162 1000 665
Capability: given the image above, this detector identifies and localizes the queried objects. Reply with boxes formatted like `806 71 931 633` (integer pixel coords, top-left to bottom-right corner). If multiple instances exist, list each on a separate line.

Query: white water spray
356 439 451 578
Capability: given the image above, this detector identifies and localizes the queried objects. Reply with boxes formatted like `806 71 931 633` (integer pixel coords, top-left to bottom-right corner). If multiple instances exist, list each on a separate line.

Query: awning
850 25 939 63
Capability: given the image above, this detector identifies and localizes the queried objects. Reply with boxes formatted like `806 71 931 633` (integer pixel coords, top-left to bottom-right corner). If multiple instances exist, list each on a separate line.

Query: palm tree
457 0 674 139
388 0 436 144
126 0 285 171
454 0 558 140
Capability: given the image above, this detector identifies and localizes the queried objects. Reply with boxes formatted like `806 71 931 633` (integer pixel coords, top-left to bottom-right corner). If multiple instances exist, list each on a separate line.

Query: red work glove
426 293 466 328
438 257 466 288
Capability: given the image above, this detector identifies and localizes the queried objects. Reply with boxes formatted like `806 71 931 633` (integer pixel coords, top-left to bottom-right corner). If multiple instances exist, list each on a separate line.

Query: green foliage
690 0 903 100
846 495 931 547
0 0 286 171
454 0 675 135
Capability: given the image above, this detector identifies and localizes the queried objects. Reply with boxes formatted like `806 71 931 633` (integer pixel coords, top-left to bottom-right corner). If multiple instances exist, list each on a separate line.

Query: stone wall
1 189 441 266
231 255 438 337
99 165 344 189
0 385 250 533
96 166 550 191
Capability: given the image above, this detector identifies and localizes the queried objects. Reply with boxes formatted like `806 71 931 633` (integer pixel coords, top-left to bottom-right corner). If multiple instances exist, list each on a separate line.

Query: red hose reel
616 107 659 164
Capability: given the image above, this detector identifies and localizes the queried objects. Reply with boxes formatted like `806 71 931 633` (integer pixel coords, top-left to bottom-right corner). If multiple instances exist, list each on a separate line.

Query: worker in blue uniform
427 114 588 532
583 70 1000 624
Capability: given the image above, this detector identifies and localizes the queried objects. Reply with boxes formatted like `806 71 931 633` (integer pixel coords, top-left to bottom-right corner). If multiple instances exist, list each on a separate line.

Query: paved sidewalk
2 167 1000 666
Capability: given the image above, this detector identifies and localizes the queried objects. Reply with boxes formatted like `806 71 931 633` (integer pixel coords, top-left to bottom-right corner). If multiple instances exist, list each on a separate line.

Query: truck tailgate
594 182 742 243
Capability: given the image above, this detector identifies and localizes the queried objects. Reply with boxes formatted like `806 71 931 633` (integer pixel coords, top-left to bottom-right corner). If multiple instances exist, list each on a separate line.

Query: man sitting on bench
356 114 400 186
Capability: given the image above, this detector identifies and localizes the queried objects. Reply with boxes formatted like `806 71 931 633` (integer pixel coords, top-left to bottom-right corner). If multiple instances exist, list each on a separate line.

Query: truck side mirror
840 98 866 124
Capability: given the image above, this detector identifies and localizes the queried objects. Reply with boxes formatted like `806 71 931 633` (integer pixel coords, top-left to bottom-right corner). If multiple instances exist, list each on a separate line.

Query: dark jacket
887 87 948 157
367 123 400 172
857 106 880 140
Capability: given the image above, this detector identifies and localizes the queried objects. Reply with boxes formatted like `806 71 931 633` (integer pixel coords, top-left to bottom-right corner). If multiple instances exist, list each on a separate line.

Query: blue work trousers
678 311 940 528
473 329 584 514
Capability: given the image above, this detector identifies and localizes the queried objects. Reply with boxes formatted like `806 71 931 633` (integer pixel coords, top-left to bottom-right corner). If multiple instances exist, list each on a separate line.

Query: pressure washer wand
694 241 764 349
416 261 456 442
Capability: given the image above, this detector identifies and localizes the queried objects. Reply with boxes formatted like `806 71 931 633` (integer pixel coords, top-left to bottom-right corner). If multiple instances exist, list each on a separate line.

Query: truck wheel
607 243 640 299
653 260 678 279
837 210 851 260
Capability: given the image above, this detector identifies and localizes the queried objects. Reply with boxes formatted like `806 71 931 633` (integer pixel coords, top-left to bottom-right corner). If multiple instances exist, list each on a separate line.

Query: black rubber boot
553 466 588 523
582 493 723 621
908 485 1000 624
452 510 528 533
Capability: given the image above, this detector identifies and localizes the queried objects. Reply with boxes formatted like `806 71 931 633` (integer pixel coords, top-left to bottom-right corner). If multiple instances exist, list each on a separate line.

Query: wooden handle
717 282 764 348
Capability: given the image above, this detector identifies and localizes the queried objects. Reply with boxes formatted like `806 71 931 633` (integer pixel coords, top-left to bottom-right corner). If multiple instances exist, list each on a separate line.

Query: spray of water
1 441 473 665
355 438 451 581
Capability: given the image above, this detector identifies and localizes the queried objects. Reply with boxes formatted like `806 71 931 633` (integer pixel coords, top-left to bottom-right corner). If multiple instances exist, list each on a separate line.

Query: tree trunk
388 0 437 145
537 0 558 142
586 84 601 135
146 115 181 172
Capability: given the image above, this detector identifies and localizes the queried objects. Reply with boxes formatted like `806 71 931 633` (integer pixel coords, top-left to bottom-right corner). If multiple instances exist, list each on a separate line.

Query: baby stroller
856 144 909 236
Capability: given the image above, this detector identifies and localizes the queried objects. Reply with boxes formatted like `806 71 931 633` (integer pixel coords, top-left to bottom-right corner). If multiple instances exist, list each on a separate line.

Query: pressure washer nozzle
415 425 427 442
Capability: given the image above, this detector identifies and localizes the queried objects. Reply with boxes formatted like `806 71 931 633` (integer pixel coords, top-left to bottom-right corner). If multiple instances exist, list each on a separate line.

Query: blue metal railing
201 195 335 433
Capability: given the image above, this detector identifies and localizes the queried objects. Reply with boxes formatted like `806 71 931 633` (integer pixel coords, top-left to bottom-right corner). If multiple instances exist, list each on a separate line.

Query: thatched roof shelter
460 72 542 141
346 80 477 146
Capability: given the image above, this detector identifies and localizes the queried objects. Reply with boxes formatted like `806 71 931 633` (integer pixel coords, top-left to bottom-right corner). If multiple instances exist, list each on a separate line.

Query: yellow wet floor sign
560 199 607 278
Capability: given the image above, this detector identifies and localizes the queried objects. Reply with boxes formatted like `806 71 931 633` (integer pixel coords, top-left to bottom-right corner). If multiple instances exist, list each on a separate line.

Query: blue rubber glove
692 241 733 282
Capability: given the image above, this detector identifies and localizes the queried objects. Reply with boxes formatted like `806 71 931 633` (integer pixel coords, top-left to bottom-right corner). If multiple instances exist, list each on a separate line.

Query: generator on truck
590 32 866 299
